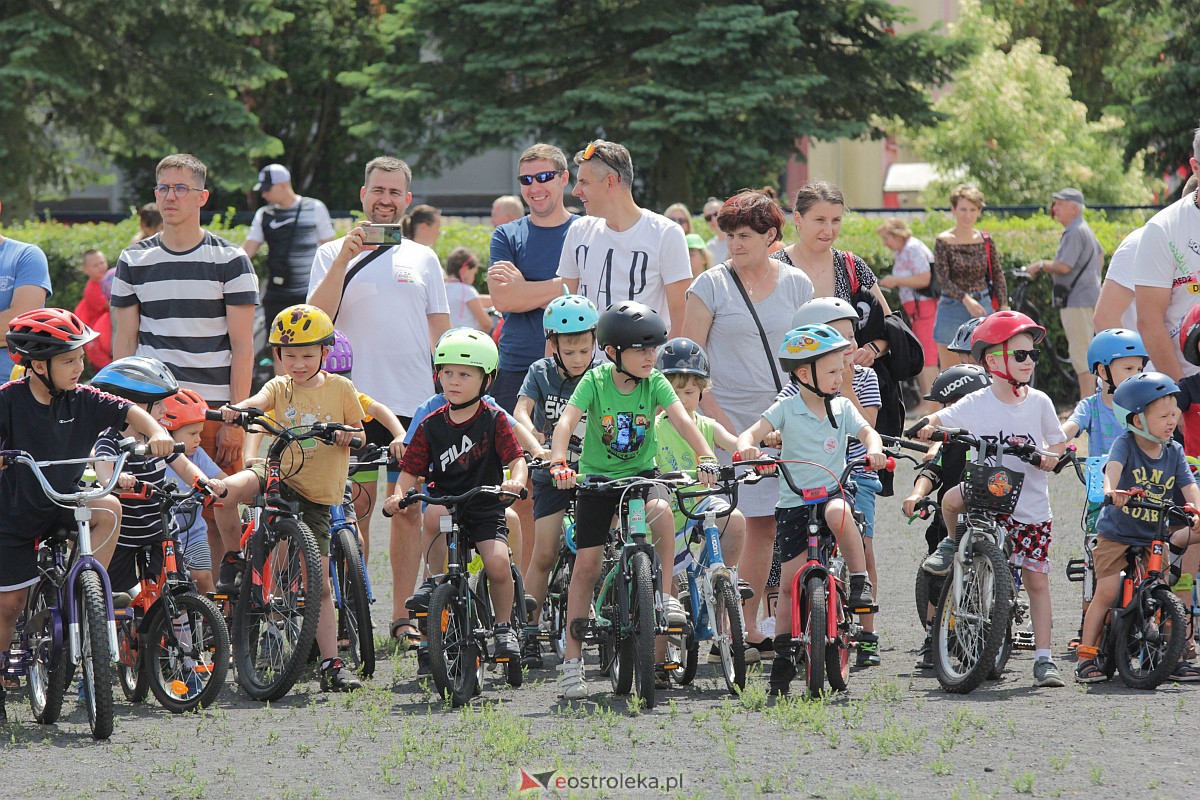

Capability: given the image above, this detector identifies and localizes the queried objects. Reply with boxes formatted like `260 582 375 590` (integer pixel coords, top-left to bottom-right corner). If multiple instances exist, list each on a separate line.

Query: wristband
698 456 720 477
866 341 881 356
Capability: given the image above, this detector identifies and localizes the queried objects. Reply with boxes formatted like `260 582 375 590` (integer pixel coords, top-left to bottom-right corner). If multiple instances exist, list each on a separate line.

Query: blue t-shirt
168 446 221 543
1096 432 1195 546
1068 393 1122 457
489 215 578 372
0 238 52 309
403 393 517 445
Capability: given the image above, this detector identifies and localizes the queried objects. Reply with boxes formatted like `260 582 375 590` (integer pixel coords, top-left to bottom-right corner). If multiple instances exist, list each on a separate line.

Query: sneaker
558 657 587 699
405 577 437 614
768 656 796 697
664 595 687 628
320 658 363 692
856 632 881 667
521 626 543 669
1034 658 1065 688
922 537 956 577
848 576 875 609
493 623 520 661
416 646 431 677
215 552 245 595
915 634 933 670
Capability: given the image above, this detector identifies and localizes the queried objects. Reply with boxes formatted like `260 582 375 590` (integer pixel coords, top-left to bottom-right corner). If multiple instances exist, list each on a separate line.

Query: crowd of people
1 126 1200 715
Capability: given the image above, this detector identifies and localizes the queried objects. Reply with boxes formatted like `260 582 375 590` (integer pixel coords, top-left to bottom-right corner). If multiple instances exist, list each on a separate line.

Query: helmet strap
797 365 838 430
447 372 493 411
31 360 63 399
987 344 1028 398
1131 412 1170 446
612 348 642 385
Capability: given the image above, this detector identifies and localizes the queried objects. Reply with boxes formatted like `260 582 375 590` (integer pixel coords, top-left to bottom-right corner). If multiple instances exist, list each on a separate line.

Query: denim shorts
933 291 992 346
849 473 883 539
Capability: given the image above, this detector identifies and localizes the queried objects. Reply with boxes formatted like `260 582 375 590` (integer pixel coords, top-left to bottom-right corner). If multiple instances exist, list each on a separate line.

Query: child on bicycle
1075 372 1200 683
0 309 175 722
914 310 1069 688
547 301 720 700
215 305 365 692
515 291 598 669
91 357 227 596
161 388 227 595
736 323 886 695
383 328 528 662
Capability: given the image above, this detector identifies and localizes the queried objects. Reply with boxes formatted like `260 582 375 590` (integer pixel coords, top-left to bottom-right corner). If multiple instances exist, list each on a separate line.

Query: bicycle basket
962 464 1023 515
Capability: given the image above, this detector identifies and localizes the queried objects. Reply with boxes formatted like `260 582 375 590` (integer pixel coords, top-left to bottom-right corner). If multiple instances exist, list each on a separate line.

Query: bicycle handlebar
1103 490 1198 528
1 437 149 506
348 443 395 476
901 420 1050 468
733 454 895 499
207 408 364 449
385 484 527 517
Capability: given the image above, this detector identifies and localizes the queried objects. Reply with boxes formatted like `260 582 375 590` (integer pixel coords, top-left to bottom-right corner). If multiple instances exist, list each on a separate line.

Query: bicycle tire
933 538 1011 694
77 570 115 740
989 623 1013 680
608 565 635 696
1114 585 1188 690
231 517 322 702
826 583 851 692
506 564 527 688
27 585 70 724
332 529 375 678
545 552 571 661
117 614 149 703
1096 616 1118 679
803 575 827 698
629 552 657 709
428 581 479 706
914 564 933 631
713 574 746 694
145 592 231 712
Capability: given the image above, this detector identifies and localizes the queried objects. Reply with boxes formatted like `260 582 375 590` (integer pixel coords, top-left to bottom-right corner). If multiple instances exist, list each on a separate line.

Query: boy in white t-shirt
915 311 1069 688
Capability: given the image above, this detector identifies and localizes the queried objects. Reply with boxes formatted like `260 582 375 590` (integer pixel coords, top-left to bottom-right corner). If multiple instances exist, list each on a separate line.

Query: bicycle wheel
826 583 851 692
628 551 657 709
116 613 149 703
712 574 746 694
77 570 115 740
232 518 322 702
989 622 1013 680
915 564 933 630
144 593 230 712
803 575 827 698
932 539 1012 694
505 564 527 687
26 585 70 724
544 552 571 661
607 567 634 695
1114 585 1188 690
428 581 480 706
332 529 375 678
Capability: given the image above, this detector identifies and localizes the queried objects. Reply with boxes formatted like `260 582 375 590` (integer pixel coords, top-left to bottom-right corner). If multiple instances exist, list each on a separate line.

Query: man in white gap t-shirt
557 140 691 334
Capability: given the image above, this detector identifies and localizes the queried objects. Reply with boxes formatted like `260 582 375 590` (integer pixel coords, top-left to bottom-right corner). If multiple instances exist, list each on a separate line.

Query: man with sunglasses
557 140 691 338
487 143 579 414
702 196 728 265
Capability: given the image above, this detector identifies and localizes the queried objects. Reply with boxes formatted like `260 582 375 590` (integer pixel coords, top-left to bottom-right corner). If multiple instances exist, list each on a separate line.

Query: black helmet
656 337 709 379
596 301 668 351
925 364 991 405
91 356 179 404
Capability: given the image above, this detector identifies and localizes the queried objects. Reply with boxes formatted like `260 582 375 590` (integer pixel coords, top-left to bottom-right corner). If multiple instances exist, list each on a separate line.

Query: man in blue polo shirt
0 200 52 326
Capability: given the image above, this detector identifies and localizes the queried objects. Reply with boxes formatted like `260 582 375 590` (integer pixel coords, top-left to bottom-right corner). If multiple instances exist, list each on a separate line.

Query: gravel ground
4 459 1198 800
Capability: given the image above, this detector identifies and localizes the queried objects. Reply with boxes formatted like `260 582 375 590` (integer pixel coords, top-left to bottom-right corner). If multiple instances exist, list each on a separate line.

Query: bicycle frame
328 482 375 608
587 482 664 641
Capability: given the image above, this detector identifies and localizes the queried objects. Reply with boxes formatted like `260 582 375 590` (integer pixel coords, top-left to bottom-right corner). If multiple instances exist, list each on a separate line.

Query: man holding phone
308 156 450 645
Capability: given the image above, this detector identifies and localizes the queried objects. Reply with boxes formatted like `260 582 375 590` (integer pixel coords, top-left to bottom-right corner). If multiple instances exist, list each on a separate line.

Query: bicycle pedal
666 626 684 635
851 605 879 615
208 592 231 603
413 611 428 619
494 656 510 663
662 662 678 671
1065 559 1087 582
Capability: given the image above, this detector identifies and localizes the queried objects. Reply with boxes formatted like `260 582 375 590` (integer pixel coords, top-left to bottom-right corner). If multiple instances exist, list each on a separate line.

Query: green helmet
434 328 498 374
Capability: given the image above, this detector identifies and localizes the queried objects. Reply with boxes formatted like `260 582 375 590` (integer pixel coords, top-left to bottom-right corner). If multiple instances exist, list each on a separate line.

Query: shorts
774 488 853 564
489 369 525 415
108 542 167 594
531 468 574 520
444 502 509 545
1059 306 1094 375
250 463 332 551
933 291 992 346
674 496 731 576
902 298 939 368
1091 535 1135 581
178 524 213 573
572 471 663 550
351 417 411 484
997 515 1052 574
0 508 77 591
850 473 883 539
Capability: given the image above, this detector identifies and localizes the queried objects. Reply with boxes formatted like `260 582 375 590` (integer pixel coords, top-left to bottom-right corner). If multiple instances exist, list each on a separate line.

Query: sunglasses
581 140 622 178
991 348 1040 363
517 169 564 186
704 213 719 221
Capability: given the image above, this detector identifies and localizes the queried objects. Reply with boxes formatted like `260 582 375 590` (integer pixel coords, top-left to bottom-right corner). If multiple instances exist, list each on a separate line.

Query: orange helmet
159 388 208 431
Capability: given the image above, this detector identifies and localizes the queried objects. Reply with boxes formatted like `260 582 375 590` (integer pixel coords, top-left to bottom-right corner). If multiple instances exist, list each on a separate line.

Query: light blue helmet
544 289 599 337
777 323 852 371
1088 328 1148 372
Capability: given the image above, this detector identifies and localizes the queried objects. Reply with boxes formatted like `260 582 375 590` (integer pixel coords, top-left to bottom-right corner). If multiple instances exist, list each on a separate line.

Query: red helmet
159 388 208 431
6 308 99 361
1179 304 1200 367
969 311 1046 363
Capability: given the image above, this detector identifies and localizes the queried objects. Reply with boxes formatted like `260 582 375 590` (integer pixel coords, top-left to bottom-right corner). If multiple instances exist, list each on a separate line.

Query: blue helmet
777 323 851 370
1113 371 1179 445
91 356 179 404
1088 328 1148 372
656 337 710 379
544 290 600 337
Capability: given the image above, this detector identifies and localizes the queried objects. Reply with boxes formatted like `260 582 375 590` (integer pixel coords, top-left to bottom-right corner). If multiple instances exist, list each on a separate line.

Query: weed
1012 772 1035 794
852 716 926 758
1050 752 1070 772
928 756 953 776
1089 765 1104 786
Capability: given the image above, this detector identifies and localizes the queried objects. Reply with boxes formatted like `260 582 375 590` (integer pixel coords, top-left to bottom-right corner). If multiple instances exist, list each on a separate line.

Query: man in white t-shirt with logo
308 156 450 643
557 140 692 335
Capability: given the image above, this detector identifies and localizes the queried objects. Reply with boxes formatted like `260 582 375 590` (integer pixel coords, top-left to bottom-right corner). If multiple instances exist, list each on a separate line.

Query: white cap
254 164 291 192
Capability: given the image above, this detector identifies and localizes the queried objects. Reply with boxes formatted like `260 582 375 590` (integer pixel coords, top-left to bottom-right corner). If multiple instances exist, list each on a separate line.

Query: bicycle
3 438 147 739
1086 490 1192 689
1065 452 1108 647
669 467 758 695
114 478 230 713
390 484 529 706
207 408 361 702
1005 268 1078 392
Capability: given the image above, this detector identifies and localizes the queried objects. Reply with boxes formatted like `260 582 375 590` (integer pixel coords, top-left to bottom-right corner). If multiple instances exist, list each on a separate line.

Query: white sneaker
557 658 587 699
664 595 687 628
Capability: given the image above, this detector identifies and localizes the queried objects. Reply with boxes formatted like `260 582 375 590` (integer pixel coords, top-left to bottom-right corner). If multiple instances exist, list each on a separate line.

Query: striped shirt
95 429 171 547
110 232 259 402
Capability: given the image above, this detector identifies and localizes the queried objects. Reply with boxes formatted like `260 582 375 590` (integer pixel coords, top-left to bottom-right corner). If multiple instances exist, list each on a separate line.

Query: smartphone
361 223 405 247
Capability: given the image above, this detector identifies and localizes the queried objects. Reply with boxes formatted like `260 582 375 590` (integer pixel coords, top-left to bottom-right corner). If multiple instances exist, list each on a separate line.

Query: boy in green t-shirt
548 303 719 700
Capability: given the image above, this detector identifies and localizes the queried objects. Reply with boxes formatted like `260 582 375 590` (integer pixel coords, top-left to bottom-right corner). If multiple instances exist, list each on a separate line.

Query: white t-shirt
444 280 484 331
557 210 692 329
937 387 1066 525
308 238 449 416
1103 226 1142 329
1133 192 1200 377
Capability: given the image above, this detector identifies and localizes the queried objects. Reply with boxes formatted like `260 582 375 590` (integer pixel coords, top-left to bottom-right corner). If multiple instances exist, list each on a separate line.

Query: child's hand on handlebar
331 429 358 447
117 471 137 491
219 404 244 424
761 431 782 449
205 477 227 498
1106 489 1130 509
549 459 576 490
382 492 406 516
914 424 935 441
1035 453 1058 473
500 477 525 497
902 493 923 518
865 451 888 471
389 437 405 461
147 431 175 458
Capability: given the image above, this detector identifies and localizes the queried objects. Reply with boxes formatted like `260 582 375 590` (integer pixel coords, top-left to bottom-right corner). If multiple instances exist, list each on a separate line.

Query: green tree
894 2 1153 206
339 0 968 208
0 0 289 219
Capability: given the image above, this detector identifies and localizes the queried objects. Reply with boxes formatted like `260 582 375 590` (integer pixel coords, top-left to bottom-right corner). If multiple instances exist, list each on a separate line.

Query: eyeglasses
669 217 689 225
990 348 1040 363
704 213 719 221
518 170 564 186
153 183 204 198
580 140 622 179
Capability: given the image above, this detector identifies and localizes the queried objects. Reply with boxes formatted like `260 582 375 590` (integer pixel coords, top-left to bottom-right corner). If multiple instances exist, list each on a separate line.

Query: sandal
390 618 420 650
1074 658 1108 684
1169 661 1200 682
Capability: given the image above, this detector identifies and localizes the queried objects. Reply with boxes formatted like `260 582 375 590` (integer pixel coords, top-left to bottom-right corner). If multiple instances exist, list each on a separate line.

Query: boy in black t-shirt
383 330 527 659
0 309 174 722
